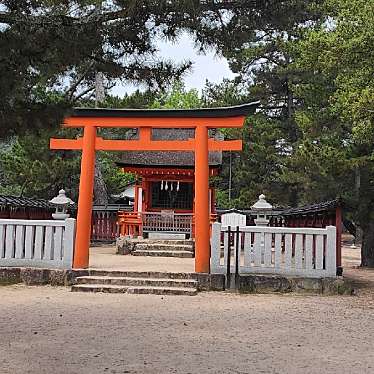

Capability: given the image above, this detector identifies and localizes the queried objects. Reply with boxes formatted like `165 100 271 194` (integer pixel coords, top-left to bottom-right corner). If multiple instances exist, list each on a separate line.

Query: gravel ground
1 284 374 374
89 246 195 273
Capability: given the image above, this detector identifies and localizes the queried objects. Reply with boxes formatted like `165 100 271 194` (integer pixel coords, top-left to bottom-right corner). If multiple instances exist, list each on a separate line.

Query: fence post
326 226 337 277
63 218 76 269
226 226 231 289
210 222 221 273
235 226 240 288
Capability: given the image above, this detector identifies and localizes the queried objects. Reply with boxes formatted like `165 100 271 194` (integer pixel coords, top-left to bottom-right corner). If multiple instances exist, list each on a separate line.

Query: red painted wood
91 210 118 241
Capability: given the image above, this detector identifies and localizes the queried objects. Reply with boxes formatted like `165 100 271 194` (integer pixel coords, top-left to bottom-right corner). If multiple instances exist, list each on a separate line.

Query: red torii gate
50 103 258 272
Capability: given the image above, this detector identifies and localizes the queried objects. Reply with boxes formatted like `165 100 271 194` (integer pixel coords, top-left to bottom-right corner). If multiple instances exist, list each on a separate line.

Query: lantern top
49 189 75 206
251 194 273 211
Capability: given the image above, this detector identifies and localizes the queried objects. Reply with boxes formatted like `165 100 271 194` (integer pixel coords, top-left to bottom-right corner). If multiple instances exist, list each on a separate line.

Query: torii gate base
50 104 258 272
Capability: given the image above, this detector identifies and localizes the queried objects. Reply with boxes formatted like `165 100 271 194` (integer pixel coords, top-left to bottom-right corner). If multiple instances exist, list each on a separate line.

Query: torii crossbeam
50 103 259 272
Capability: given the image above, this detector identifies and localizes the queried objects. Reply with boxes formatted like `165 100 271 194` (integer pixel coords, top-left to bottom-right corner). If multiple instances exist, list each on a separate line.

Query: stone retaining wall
239 274 354 295
0 267 88 286
0 267 225 290
0 267 354 294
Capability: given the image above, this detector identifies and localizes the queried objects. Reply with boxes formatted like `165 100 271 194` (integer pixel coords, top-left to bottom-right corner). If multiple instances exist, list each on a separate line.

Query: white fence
0 218 75 269
211 223 337 278
221 212 247 227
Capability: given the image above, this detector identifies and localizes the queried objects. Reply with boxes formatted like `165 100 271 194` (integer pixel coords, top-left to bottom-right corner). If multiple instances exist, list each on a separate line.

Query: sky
110 32 236 97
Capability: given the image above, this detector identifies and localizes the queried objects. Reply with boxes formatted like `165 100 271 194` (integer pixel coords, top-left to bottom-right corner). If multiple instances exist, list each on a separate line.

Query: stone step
132 250 194 258
145 239 194 246
71 284 197 296
135 243 194 252
76 276 197 288
127 286 197 296
88 270 196 279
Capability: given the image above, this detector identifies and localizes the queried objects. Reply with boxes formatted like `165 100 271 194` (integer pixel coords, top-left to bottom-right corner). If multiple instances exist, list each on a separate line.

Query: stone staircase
132 239 194 258
71 270 198 296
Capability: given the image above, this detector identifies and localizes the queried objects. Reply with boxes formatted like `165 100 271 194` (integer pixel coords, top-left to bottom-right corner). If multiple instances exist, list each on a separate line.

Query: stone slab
0 267 21 285
20 268 50 285
71 284 198 296
238 274 354 295
132 250 194 258
76 275 198 288
148 233 186 240
135 243 194 252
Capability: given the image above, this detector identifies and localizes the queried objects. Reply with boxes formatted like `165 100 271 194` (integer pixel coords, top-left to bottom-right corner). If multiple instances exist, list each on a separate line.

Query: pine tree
290 0 374 266
0 0 322 137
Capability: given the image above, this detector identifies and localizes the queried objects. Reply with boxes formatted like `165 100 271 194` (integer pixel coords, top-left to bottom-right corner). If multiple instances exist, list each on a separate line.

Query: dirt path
0 285 373 374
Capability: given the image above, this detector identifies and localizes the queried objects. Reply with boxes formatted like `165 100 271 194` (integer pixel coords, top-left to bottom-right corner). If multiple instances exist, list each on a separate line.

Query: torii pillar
74 126 96 268
50 103 259 272
195 125 210 272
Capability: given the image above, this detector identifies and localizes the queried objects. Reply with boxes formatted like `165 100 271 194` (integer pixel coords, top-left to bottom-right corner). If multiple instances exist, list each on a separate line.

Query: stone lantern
50 189 75 220
251 194 273 226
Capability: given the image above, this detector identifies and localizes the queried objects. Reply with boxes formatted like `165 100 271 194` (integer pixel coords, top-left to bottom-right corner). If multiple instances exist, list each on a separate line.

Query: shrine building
116 128 223 239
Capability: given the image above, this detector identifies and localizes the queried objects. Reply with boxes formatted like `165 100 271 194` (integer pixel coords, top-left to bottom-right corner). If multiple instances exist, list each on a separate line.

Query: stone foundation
0 267 89 286
0 267 224 291
0 267 21 285
193 273 225 291
238 274 354 295
0 267 354 294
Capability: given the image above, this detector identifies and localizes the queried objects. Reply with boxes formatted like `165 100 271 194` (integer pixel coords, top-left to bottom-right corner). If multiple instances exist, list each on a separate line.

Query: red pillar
194 125 210 273
73 126 96 268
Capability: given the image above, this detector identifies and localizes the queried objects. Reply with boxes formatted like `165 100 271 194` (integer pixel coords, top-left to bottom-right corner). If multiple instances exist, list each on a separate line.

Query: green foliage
200 1 325 209
215 189 233 210
289 0 374 198
151 82 202 109
102 90 158 109
97 152 135 196
0 84 201 200
1 1 301 138
288 0 374 264
0 130 81 199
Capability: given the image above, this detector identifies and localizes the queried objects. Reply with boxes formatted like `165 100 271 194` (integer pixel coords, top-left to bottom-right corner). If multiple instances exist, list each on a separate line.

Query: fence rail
142 212 193 234
211 223 337 278
91 211 118 241
0 218 75 269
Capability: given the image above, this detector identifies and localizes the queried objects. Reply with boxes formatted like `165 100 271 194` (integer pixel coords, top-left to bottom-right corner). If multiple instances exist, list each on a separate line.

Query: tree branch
71 86 95 102
65 62 95 100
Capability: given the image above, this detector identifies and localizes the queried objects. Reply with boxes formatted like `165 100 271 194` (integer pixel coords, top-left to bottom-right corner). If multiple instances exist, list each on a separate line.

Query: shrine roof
0 195 53 209
216 199 343 216
280 199 343 216
68 102 259 118
118 151 221 167
118 128 222 167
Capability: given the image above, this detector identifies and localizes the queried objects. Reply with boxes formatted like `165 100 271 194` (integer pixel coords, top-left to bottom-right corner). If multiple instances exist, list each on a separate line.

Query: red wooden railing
91 210 119 241
117 211 143 237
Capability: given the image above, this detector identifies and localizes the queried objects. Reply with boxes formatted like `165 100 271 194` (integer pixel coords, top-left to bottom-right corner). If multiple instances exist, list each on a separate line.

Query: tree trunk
94 157 108 205
361 221 374 267
357 165 374 267
354 167 363 244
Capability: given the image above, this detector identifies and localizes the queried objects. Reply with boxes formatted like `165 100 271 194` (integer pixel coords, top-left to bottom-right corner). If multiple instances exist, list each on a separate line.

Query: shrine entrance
50 103 258 273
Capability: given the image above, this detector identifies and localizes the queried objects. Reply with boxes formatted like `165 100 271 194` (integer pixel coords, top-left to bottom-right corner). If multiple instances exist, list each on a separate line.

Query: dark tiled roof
68 102 259 118
217 199 342 217
0 195 53 209
280 199 342 216
119 128 222 167
216 208 283 217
